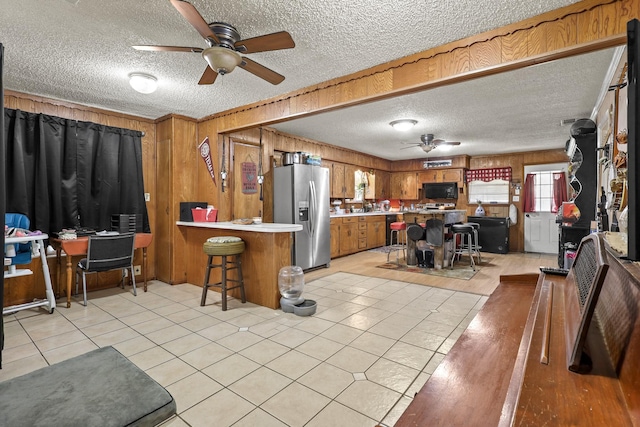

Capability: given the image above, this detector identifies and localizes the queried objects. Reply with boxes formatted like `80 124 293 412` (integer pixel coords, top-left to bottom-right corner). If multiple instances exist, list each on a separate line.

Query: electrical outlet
144 193 150 202
134 265 141 275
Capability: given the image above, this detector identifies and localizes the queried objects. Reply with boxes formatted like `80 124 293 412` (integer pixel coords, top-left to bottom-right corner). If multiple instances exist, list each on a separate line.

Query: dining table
50 233 153 308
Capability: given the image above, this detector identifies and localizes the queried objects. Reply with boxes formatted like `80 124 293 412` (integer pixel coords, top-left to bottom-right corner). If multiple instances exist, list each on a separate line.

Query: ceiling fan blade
198 66 218 85
239 57 285 85
434 140 461 146
170 0 220 44
400 145 420 150
132 45 203 53
235 31 295 54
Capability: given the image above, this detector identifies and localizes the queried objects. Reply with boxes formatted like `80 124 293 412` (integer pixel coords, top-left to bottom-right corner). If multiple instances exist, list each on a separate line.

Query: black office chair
75 233 136 306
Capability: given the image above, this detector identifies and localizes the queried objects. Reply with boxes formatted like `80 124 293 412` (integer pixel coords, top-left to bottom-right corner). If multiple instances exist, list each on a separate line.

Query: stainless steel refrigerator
273 164 330 270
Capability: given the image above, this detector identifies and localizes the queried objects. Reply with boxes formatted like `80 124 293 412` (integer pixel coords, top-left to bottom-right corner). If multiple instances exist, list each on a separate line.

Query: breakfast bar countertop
177 221 302 233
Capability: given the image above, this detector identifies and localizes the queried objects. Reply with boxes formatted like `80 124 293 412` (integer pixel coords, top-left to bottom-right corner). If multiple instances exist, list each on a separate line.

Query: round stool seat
419 223 426 228
451 224 473 234
390 221 406 230
204 236 245 256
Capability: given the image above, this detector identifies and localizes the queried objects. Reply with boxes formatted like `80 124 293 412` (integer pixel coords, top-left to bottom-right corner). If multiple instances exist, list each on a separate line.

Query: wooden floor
306 250 557 296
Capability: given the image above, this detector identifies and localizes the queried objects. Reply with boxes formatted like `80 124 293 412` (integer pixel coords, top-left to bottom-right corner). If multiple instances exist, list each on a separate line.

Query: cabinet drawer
358 238 367 249
358 216 367 222
358 230 367 239
342 217 358 224
330 218 340 225
358 223 367 230
365 215 385 223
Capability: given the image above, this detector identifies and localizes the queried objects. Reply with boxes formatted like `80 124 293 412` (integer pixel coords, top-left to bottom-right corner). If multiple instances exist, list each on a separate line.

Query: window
468 180 510 204
532 171 555 212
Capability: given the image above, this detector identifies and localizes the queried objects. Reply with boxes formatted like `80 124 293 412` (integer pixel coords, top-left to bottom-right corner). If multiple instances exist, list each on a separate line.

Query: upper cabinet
391 172 418 199
364 170 390 200
331 162 356 199
418 168 464 184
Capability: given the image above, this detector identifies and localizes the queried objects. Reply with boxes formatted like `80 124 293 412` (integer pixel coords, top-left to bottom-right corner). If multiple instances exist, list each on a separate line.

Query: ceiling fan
132 0 295 85
402 134 461 153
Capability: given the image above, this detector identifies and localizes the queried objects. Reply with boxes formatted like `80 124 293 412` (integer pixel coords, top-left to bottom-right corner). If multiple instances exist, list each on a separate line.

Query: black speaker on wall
179 202 207 222
1 43 6 367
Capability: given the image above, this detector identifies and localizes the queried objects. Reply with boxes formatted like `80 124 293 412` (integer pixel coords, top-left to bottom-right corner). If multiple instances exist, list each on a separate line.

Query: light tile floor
1 272 487 426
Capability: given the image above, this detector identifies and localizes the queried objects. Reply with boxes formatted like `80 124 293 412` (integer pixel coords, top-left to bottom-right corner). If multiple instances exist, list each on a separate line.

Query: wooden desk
51 233 153 308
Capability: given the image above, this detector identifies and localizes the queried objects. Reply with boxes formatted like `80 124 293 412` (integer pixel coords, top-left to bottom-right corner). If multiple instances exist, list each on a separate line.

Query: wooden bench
396 233 640 426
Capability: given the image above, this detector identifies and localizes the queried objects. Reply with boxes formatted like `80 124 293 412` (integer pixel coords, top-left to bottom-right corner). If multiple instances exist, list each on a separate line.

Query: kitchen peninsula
177 221 302 309
402 209 466 268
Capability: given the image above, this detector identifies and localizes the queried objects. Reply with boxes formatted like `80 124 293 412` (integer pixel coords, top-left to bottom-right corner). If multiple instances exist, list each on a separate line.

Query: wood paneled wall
5 0 640 301
3 91 157 304
470 149 569 252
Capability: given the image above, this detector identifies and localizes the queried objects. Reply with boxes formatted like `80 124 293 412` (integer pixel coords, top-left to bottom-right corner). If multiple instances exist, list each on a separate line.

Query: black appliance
423 182 458 199
385 214 396 245
627 19 639 261
467 216 510 254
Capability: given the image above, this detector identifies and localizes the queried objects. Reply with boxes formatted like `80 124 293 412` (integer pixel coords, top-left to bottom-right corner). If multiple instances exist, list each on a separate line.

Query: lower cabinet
331 215 388 258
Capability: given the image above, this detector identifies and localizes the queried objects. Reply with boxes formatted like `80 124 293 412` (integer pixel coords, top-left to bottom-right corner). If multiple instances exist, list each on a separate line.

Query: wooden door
375 170 390 200
404 172 418 199
155 138 172 283
419 170 438 184
232 141 262 220
390 173 404 198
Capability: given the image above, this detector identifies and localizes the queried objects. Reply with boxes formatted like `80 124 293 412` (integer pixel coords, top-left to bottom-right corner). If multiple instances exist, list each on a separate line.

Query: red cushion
390 222 406 230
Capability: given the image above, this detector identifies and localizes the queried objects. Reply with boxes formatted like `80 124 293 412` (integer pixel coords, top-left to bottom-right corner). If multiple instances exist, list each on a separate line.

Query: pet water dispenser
278 265 316 316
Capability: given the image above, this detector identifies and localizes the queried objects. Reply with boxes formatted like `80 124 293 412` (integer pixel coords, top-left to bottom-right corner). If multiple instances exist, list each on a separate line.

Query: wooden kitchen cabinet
391 172 418 199
330 218 340 258
366 216 386 248
331 162 357 199
418 168 464 184
365 170 391 200
339 217 359 255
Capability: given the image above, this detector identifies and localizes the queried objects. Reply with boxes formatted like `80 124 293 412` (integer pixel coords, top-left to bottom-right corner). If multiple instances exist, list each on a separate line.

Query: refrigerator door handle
309 180 316 236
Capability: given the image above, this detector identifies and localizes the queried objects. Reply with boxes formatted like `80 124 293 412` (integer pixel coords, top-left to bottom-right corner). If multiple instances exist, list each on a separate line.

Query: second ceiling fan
403 134 461 153
133 0 295 85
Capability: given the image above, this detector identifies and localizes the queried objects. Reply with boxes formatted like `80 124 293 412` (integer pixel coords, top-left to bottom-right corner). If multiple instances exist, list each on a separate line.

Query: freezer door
310 166 330 267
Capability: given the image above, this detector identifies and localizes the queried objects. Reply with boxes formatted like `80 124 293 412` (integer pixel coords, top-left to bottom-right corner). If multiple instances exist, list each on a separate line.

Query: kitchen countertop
330 211 399 218
177 221 302 233
402 209 467 214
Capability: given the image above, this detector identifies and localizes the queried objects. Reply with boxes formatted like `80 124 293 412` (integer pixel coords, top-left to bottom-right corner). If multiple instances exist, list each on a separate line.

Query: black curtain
3 109 150 235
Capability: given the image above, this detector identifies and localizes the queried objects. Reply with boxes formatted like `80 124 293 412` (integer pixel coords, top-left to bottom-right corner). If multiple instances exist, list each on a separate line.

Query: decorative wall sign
423 159 452 169
198 137 216 186
241 162 258 194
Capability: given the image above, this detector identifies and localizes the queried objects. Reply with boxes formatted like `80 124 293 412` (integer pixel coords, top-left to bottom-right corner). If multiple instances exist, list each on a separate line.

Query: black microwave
422 182 458 199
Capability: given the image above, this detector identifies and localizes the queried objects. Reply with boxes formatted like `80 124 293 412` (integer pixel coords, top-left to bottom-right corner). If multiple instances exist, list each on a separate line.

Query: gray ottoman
0 346 176 427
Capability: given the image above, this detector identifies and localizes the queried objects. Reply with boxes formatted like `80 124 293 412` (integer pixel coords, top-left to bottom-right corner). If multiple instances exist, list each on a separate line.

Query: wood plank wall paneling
4 0 639 304
3 91 157 304
470 149 568 252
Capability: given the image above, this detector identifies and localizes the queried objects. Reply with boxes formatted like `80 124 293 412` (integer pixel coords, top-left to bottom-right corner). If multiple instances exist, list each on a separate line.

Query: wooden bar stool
200 236 246 311
388 221 407 263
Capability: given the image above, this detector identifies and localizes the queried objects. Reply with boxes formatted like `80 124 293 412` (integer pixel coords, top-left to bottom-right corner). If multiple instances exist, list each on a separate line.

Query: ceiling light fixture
202 46 242 75
390 119 417 131
129 73 158 94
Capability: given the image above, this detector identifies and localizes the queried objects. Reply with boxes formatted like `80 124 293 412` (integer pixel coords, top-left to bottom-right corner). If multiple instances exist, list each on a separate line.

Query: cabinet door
330 221 340 258
367 219 385 248
418 171 438 184
403 172 418 199
375 170 391 199
331 163 345 198
441 168 463 183
339 222 358 255
323 160 334 197
344 164 357 199
390 173 404 199
375 219 386 247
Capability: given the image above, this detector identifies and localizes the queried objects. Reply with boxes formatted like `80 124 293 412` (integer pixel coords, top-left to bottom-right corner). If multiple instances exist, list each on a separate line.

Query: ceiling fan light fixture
129 73 157 94
202 46 242 75
390 119 417 131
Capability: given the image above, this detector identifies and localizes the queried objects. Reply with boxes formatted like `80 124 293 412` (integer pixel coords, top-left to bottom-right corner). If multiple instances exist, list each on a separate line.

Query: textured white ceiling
1 0 614 160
